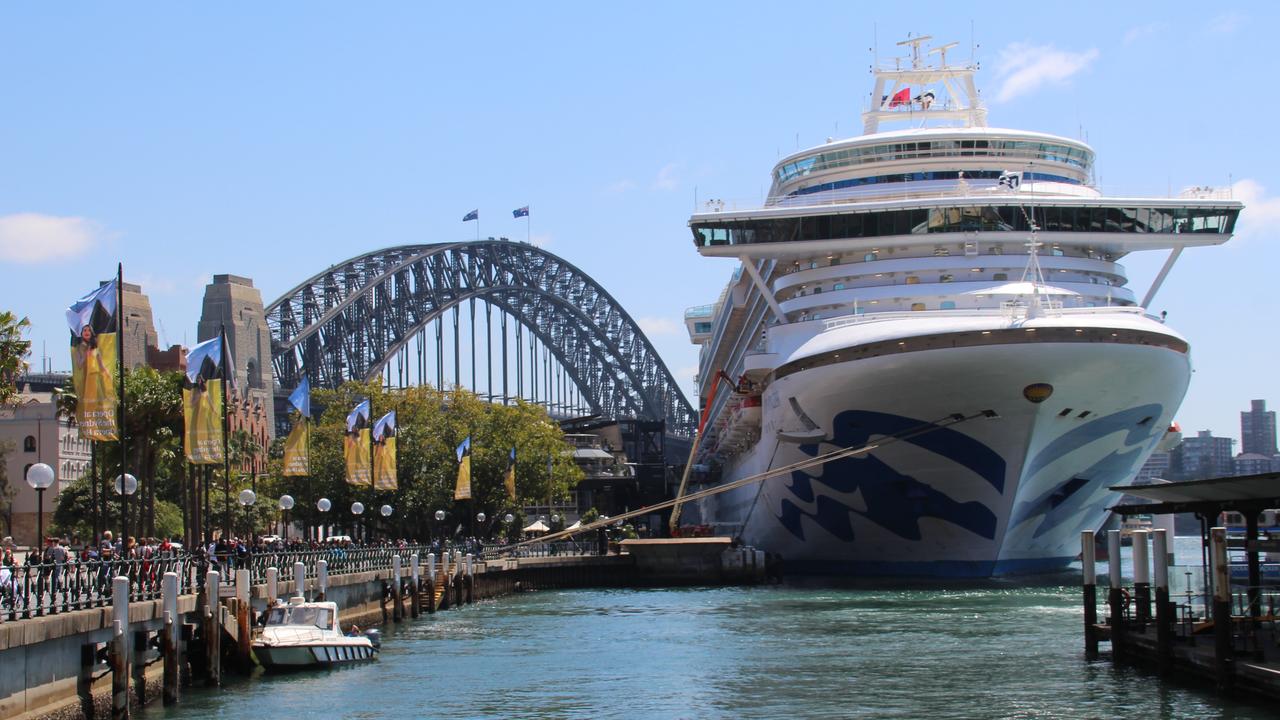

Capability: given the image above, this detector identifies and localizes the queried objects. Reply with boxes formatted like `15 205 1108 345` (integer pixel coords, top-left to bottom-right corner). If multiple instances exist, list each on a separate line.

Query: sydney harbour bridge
265 240 698 439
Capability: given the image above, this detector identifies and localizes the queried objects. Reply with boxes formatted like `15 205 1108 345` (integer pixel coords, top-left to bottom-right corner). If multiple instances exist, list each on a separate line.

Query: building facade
197 275 276 443
1134 451 1170 483
1169 430 1236 481
1241 399 1277 457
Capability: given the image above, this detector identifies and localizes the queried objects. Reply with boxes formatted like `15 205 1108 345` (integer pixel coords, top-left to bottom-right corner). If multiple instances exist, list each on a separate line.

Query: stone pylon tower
197 274 275 440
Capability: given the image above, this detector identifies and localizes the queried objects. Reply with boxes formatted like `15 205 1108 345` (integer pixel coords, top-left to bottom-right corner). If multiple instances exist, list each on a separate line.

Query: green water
142 582 1271 719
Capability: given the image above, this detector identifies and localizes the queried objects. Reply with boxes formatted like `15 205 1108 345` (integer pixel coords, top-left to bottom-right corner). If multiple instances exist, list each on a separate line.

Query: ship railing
819 305 1151 332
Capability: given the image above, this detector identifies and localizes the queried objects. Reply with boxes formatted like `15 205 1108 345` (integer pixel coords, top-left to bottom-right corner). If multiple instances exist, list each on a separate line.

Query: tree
51 474 184 541
0 311 31 406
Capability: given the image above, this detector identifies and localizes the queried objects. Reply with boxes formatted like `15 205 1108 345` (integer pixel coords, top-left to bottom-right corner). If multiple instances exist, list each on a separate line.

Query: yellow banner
183 378 224 464
454 454 471 500
282 421 309 477
504 464 516 501
373 435 397 490
71 331 119 441
345 428 371 486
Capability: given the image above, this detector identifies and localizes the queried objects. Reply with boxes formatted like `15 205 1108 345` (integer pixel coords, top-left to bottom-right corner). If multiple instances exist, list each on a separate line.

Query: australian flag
512 206 529 219
462 209 479 222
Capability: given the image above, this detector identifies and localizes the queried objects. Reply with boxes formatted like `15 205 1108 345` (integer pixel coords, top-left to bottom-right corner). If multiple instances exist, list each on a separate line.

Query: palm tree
0 311 31 406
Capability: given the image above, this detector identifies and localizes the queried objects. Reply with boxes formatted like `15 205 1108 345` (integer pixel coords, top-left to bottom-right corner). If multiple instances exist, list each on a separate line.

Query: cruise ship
679 36 1243 577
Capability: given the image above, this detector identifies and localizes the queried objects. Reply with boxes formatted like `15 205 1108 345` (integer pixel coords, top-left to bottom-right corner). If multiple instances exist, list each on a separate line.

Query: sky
1 2 1276 446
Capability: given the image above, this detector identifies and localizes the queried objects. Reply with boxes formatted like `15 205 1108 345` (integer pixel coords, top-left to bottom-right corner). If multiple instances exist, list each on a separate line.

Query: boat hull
254 641 377 670
694 332 1190 577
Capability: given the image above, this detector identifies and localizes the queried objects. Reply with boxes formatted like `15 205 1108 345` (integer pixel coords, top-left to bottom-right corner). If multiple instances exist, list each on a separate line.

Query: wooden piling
204 570 221 687
266 566 278 603
410 554 421 618
293 561 306 599
316 559 328 601
235 568 252 671
1210 526 1234 692
1107 529 1126 663
161 572 180 706
111 576 130 720
1152 529 1173 676
1081 531 1098 660
1132 530 1151 626
392 555 403 622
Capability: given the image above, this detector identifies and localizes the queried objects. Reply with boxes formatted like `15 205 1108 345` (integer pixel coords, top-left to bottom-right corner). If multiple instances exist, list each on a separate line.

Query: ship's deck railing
818 304 1152 332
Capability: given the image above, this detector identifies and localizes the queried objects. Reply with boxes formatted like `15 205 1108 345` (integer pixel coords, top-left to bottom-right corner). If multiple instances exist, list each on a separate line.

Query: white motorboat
253 596 379 670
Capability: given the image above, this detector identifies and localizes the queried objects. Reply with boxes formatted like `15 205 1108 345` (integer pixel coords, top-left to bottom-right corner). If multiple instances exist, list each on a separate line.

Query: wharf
2 538 777 720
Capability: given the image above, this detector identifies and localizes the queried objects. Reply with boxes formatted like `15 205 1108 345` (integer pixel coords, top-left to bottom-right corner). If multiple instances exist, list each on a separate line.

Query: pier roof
1108 471 1280 516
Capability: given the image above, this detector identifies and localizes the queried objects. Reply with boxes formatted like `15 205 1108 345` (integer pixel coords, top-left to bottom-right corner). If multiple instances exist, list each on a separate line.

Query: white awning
573 448 613 460
522 520 549 533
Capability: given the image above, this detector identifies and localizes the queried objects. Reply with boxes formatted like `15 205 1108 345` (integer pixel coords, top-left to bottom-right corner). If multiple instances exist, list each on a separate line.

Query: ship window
989 246 1003 255
864 253 877 262
812 287 822 294
934 246 950 256
693 322 712 334
809 261 818 269
833 283 845 290
911 303 926 311
905 276 920 285
994 273 1008 281
940 301 956 309
940 274 954 283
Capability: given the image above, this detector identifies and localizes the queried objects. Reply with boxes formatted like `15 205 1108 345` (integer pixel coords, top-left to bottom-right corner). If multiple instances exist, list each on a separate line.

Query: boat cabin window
266 606 333 629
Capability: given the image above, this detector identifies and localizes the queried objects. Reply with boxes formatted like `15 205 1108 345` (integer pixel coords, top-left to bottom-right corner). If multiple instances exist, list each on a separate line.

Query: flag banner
345 399 372 486
454 436 472 500
889 87 911 108
288 377 311 418
504 446 516 501
462 209 479 222
512 206 529 219
282 420 309 476
373 410 397 490
182 335 232 464
183 378 224 464
66 279 120 440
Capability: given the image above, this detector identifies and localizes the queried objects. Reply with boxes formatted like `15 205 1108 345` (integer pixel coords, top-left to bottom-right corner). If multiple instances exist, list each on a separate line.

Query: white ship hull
692 315 1190 577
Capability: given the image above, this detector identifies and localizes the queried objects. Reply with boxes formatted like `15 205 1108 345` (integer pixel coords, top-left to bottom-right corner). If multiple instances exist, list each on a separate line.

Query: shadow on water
780 568 1080 591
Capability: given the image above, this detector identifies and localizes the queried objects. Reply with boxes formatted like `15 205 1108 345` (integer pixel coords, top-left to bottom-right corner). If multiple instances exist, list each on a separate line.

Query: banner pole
117 263 127 544
220 324 231 541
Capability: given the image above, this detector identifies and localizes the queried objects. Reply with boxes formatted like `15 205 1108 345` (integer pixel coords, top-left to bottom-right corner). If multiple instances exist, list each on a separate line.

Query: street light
238 489 257 541
351 501 365 515
317 497 331 544
279 494 294 541
114 473 137 542
434 509 446 543
380 505 393 517
25 463 54 549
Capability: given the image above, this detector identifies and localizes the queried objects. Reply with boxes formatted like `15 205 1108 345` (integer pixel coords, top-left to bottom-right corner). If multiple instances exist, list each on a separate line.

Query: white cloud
1123 23 1164 46
652 163 681 191
637 316 680 337
0 213 100 263
602 179 636 194
993 42 1099 103
1228 179 1280 241
1210 12 1243 34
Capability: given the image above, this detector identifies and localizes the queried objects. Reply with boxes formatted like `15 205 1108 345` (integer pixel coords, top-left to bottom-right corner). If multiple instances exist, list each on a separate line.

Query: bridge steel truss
265 240 697 436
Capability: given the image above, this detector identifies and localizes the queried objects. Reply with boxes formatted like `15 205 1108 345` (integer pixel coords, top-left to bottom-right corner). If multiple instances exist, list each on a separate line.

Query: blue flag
512 206 529 218
456 436 471 462
288 377 311 418
462 209 479 222
346 399 370 431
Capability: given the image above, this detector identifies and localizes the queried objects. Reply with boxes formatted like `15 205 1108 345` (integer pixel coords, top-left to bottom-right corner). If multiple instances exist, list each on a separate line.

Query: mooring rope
494 409 996 556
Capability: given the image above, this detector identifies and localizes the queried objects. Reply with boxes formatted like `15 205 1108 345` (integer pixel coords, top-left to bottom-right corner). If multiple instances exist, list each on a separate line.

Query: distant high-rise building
1241 399 1277 457
197 275 276 449
1233 453 1274 477
1135 451 1170 483
1169 430 1235 481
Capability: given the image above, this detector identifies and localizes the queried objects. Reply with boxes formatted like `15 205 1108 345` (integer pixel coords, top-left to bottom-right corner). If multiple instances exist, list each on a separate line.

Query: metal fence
1 554 198 622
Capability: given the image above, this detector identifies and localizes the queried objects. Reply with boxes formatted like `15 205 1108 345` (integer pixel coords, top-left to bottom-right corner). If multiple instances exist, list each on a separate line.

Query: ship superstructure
683 36 1243 576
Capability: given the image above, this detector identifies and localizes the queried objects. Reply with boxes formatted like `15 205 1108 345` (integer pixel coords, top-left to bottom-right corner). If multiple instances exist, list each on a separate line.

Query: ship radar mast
863 34 987 134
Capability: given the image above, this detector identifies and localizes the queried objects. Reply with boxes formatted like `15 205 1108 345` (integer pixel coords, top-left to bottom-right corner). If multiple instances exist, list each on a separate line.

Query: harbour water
140 539 1272 719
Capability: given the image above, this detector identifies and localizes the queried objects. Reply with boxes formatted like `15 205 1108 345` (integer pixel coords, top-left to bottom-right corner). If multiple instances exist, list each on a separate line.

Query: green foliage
275 382 582 539
0 311 31 406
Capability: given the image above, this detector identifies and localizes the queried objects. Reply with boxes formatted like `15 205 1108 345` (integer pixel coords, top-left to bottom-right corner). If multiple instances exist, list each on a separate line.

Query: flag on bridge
462 209 479 222
512 206 529 219
454 436 472 500
344 399 372 486
282 376 311 477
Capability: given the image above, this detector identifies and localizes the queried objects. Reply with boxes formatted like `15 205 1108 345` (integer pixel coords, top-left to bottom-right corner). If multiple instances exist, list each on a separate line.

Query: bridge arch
266 240 697 436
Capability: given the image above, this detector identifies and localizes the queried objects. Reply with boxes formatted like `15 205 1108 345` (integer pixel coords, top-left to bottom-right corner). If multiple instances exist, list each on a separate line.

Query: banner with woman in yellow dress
65 280 120 441
182 335 231 464
344 399 372 486
372 410 397 490
282 377 311 477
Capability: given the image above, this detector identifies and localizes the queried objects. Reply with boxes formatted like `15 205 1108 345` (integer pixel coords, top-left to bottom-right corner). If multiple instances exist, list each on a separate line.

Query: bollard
162 572 180 706
392 555 403 622
112 576 131 719
1152 529 1172 676
235 569 252 670
1210 527 1234 691
465 554 474 604
204 570 221 687
317 559 329 601
1107 529 1125 664
1132 530 1151 626
1081 531 1098 660
266 566 279 603
293 561 306 599
427 552 436 580
410 554 421 618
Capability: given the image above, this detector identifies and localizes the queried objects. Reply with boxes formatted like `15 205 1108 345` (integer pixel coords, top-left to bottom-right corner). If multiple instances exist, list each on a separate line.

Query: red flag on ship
888 87 911 108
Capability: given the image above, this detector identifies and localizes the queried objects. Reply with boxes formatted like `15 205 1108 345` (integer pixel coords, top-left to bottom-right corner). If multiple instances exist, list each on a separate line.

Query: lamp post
25 463 54 549
114 473 137 543
380 505 393 543
434 509 446 545
476 512 487 540
351 502 365 544
278 494 294 542
317 498 331 543
238 489 256 542
504 513 514 543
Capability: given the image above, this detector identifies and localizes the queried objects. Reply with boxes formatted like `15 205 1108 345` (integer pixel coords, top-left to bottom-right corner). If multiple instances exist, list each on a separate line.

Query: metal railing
1 554 199 622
